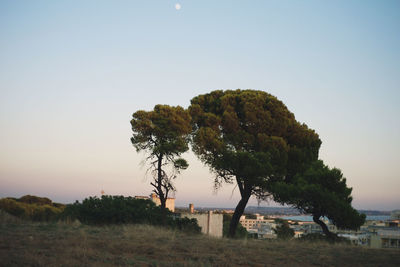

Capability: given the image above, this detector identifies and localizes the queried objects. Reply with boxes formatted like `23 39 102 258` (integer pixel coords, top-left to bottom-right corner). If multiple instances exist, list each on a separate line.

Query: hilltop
1 213 399 266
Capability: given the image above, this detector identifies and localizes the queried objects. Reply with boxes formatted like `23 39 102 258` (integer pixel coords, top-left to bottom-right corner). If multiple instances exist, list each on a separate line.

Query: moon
175 3 181 10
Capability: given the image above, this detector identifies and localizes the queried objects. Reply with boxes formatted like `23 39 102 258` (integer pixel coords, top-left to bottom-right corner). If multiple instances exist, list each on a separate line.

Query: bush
0 196 64 222
61 195 202 234
298 233 351 244
171 217 201 234
30 205 62 221
19 195 52 205
0 198 25 217
61 195 165 225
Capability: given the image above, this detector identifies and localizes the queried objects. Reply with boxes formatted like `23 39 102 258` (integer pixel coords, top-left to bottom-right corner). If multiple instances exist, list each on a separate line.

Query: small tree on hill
270 160 366 240
274 220 295 240
131 105 191 219
189 89 321 237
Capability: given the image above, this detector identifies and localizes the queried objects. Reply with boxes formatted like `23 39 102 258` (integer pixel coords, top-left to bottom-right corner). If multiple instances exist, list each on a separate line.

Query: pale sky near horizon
1 0 399 210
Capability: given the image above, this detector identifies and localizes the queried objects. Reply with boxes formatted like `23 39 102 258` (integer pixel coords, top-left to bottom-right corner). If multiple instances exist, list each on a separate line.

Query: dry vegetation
1 211 399 267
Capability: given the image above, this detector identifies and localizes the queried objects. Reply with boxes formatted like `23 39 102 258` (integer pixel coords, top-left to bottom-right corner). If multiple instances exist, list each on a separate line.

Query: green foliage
298 233 326 241
171 217 201 234
0 198 25 217
61 195 165 225
222 214 248 238
298 233 351 244
61 195 201 234
0 196 65 222
18 195 52 205
273 220 294 240
189 89 321 190
173 158 189 170
130 105 192 209
131 105 191 157
270 160 366 232
189 89 321 237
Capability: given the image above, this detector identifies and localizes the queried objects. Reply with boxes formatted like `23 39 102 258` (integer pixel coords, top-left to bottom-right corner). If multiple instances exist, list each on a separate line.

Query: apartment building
239 214 277 239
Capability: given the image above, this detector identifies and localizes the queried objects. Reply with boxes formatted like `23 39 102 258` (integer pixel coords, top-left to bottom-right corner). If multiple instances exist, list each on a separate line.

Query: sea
281 215 391 222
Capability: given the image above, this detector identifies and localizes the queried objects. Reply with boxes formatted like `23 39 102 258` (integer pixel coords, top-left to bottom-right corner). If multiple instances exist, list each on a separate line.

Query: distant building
134 193 175 212
239 214 277 239
370 228 400 249
238 210 400 247
150 193 175 212
179 204 223 237
134 195 149 200
290 216 400 249
294 221 337 236
338 233 370 246
239 214 340 239
391 210 400 220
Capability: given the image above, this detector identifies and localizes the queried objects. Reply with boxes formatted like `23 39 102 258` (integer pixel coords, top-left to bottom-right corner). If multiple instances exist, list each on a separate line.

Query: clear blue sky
1 0 399 210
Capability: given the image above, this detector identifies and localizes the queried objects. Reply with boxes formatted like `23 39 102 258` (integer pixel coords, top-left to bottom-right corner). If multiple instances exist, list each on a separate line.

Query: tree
130 105 191 218
223 214 248 238
189 89 321 237
270 160 366 240
273 219 295 240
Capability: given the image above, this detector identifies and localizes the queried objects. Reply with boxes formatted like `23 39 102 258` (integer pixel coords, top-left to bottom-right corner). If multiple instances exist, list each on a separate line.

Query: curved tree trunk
313 215 335 240
228 193 251 238
228 181 251 238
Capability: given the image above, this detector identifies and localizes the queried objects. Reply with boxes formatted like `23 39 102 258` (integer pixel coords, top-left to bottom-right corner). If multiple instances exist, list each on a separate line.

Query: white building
239 214 277 239
134 193 175 212
179 204 223 237
391 210 400 220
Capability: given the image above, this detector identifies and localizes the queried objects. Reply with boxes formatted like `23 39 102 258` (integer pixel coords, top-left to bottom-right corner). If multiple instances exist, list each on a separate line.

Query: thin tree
131 105 191 218
270 160 366 240
189 89 321 237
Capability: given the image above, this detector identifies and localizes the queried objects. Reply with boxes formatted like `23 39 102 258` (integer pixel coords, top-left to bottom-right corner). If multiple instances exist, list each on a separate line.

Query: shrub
61 195 166 225
61 195 202 234
19 195 52 205
0 197 64 222
0 198 25 217
171 217 201 234
298 233 351 244
30 205 62 221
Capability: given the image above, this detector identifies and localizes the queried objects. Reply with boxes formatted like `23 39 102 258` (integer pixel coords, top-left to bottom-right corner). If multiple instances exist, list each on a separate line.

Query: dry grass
1 214 399 266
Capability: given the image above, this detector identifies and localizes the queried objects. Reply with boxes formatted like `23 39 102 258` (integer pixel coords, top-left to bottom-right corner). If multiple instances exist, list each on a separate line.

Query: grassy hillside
1 211 399 266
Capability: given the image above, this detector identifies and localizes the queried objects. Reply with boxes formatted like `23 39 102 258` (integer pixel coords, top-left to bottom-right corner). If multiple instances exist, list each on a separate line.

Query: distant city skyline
1 1 399 211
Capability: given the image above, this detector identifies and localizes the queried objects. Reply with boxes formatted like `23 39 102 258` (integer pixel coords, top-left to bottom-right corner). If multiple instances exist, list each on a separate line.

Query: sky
0 0 399 210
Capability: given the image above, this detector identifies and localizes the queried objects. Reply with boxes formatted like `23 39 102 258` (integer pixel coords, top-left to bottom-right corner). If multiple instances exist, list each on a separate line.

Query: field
1 213 399 266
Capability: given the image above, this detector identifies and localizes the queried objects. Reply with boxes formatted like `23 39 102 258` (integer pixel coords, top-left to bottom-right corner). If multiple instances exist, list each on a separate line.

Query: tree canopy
129 90 363 240
189 89 321 237
130 105 191 213
270 160 366 239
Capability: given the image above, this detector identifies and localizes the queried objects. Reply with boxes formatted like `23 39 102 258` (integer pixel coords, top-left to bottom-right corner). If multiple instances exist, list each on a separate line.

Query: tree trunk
160 197 167 225
157 155 167 224
313 215 335 240
228 188 251 238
